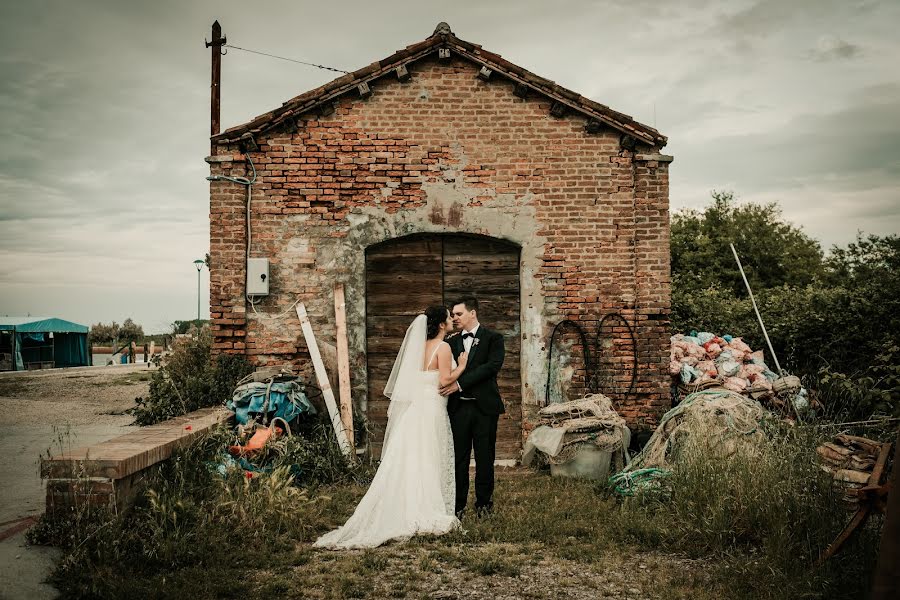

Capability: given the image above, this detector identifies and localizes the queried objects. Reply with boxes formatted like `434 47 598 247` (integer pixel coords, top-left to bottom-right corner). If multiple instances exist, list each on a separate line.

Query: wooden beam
585 119 602 134
550 101 566 118
395 64 411 82
205 21 226 154
333 284 354 452
296 304 353 457
872 433 900 600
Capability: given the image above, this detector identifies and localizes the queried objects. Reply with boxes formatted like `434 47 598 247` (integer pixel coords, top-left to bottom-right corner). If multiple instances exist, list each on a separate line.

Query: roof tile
215 24 666 147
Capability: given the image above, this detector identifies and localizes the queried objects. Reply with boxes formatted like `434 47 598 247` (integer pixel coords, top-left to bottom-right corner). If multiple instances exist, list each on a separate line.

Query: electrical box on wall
247 258 270 296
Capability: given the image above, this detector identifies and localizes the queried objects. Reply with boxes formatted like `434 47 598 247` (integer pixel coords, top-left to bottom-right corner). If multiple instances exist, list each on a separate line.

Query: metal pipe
730 243 783 377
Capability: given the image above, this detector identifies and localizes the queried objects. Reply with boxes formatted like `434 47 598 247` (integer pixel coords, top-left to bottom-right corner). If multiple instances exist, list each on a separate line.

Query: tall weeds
609 423 883 599
28 422 365 598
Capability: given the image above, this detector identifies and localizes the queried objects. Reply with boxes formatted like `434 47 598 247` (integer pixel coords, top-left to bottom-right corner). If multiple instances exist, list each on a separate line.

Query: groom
440 296 505 517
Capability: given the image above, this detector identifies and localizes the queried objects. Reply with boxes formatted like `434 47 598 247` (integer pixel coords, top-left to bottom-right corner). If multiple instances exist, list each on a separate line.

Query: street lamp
193 259 205 323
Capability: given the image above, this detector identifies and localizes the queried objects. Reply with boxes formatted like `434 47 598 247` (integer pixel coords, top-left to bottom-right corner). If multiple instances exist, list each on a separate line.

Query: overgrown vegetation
672 191 900 419
28 423 880 599
130 325 253 425
609 423 882 599
28 423 363 599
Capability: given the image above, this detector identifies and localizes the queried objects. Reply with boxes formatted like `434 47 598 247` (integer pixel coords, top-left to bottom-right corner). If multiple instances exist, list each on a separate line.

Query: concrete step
40 407 233 512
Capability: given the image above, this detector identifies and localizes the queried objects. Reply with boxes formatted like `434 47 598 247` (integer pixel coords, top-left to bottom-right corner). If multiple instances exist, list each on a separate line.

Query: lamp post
194 259 205 324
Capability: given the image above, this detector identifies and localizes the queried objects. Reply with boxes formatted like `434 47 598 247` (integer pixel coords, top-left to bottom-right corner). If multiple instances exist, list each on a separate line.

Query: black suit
448 325 505 513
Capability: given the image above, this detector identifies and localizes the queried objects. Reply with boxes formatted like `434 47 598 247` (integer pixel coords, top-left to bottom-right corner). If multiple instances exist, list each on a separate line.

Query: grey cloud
809 35 863 61
1 0 899 328
672 82 900 192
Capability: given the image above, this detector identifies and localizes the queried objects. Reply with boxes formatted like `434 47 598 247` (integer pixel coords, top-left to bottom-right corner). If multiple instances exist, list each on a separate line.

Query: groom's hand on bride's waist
439 382 460 396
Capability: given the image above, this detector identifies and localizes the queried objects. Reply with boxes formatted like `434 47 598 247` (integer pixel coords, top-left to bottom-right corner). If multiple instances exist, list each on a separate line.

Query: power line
223 43 350 74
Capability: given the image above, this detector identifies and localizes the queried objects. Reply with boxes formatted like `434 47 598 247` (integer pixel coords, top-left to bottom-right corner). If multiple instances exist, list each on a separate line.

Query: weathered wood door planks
365 234 521 459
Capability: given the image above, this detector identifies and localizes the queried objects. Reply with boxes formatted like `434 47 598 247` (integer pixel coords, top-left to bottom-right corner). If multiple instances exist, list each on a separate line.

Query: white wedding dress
314 316 459 549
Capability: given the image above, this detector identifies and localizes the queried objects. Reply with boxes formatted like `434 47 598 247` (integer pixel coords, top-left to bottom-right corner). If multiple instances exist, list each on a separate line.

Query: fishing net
525 393 630 467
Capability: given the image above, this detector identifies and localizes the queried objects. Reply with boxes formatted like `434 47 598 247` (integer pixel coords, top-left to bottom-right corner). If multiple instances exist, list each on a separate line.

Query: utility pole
206 21 226 154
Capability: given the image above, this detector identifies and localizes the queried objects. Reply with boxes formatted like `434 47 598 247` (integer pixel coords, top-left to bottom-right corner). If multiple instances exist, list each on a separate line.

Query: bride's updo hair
424 305 450 339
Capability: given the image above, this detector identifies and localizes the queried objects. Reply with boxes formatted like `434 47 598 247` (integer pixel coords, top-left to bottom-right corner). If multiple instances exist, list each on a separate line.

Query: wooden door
365 234 521 459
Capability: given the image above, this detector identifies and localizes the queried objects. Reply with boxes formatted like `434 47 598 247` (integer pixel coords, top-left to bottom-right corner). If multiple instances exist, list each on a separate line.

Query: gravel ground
0 364 152 599
0 363 151 427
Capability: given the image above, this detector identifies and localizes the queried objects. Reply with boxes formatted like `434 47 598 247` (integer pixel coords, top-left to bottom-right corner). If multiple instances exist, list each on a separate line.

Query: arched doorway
365 233 522 459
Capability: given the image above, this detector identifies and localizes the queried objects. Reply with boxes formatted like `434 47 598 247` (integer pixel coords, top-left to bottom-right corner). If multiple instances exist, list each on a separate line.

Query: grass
27 420 885 600
111 371 153 385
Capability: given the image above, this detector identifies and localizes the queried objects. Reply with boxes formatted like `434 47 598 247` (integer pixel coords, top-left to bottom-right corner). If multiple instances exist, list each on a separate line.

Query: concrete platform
40 407 233 512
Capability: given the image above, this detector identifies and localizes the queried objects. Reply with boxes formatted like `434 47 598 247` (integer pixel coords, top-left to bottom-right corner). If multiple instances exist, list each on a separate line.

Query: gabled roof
0 317 88 333
214 23 666 148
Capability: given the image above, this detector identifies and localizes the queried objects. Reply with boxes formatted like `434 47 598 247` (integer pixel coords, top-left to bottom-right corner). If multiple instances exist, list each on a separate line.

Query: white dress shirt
457 324 479 395
462 324 480 354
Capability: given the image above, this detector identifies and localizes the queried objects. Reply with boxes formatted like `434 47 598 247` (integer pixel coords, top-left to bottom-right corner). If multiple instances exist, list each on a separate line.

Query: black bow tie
462 332 474 339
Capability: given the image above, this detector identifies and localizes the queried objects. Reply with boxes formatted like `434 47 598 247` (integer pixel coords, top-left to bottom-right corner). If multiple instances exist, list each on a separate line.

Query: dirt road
0 364 150 600
0 363 150 522
0 363 151 427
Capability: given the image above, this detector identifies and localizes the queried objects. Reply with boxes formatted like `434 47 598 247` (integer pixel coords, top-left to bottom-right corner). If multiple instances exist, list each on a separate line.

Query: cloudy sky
1 0 898 332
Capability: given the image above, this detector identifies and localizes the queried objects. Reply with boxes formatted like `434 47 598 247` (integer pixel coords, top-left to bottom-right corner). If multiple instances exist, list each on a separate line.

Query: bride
314 305 468 549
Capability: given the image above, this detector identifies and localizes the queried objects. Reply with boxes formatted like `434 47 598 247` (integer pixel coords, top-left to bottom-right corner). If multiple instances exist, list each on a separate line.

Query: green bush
130 326 253 426
672 271 899 422
671 191 825 297
672 282 885 374
671 193 900 385
673 277 900 422
816 342 900 421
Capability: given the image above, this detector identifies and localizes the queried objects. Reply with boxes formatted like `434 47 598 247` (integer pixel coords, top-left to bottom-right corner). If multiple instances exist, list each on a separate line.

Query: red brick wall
208 57 671 435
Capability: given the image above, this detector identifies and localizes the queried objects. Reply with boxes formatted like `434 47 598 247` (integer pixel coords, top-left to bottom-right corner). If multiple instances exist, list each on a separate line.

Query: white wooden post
296 304 352 457
333 284 355 452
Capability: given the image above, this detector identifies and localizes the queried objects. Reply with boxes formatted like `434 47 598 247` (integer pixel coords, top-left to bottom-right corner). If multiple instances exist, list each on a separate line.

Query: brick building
207 23 672 459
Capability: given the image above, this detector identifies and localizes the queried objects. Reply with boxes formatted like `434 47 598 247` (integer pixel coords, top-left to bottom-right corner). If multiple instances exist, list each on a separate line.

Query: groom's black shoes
454 505 492 520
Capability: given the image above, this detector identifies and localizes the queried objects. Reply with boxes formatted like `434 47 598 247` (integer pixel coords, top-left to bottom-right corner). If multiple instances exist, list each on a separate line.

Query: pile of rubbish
226 369 318 428
670 331 812 416
523 394 630 480
817 434 892 505
610 389 771 495
671 332 778 392
214 369 320 477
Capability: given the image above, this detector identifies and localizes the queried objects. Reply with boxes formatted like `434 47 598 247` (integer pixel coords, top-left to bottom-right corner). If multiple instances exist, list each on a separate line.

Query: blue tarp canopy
0 317 90 370
0 317 89 334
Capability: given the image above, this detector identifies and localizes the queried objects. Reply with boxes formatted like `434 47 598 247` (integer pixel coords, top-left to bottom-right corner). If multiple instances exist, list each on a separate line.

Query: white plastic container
550 444 613 480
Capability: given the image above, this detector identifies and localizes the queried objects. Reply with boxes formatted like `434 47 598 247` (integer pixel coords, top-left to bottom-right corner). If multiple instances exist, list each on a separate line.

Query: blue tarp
0 316 90 371
227 380 317 426
0 317 89 334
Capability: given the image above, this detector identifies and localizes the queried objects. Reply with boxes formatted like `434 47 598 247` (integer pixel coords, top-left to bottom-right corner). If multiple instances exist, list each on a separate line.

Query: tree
118 318 144 344
823 233 900 285
671 191 825 297
89 322 119 345
172 320 207 335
